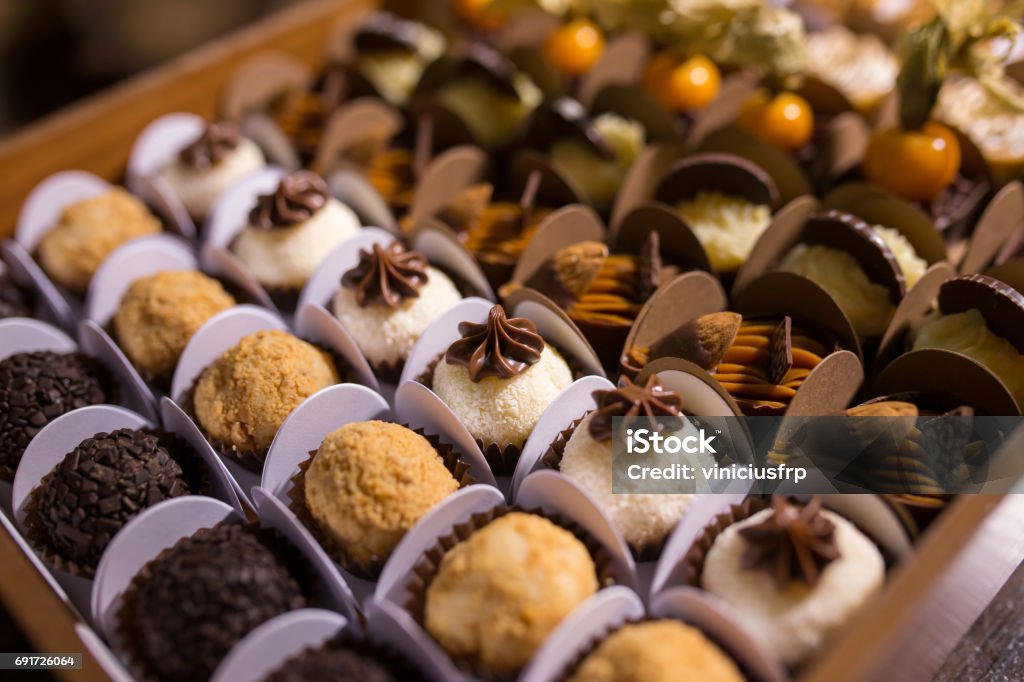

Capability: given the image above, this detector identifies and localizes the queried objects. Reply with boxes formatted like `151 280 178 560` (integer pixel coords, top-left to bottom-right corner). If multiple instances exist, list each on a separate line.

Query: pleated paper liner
21 428 209 579
114 520 322 682
403 504 619 682
179 341 354 472
414 342 589 477
285 426 474 580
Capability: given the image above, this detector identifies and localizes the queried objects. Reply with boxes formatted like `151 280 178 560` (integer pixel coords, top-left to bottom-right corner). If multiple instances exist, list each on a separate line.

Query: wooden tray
0 1 1021 680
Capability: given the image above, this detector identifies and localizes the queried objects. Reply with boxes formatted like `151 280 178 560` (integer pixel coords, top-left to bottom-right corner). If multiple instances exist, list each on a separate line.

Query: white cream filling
676 191 772 272
806 26 898 110
936 74 1024 163
872 225 927 289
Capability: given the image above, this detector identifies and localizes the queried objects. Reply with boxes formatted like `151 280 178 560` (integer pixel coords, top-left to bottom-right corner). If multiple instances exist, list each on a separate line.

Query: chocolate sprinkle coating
132 523 306 682
0 351 108 480
0 273 32 319
36 429 191 569
263 642 412 682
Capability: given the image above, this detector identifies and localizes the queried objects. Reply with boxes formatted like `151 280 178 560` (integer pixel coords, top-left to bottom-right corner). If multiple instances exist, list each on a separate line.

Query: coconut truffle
263 641 412 682
0 351 108 480
304 421 459 566
128 523 306 682
677 191 772 272
232 171 360 291
701 497 884 667
37 188 162 292
432 305 573 450
35 428 191 572
114 270 236 379
332 241 462 369
160 121 266 219
192 330 339 455
424 512 598 674
567 620 744 682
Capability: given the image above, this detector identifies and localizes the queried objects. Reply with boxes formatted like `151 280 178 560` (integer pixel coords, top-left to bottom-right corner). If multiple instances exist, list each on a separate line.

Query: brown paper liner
180 341 353 471
286 425 474 580
114 521 320 682
539 414 673 562
369 357 404 385
403 505 618 682
22 429 210 579
415 342 589 477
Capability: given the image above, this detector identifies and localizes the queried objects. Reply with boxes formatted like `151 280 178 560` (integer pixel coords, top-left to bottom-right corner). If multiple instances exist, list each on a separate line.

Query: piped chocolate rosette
624 312 837 416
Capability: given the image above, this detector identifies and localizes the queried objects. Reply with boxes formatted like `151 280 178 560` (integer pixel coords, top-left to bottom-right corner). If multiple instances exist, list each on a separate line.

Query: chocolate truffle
331 241 462 370
263 641 414 682
0 272 32 319
424 512 598 674
232 171 361 291
160 121 266 220
35 428 190 571
0 351 108 480
559 377 694 552
304 421 459 566
114 270 236 379
567 620 744 682
432 305 573 452
193 330 339 456
37 188 162 292
128 523 306 682
701 497 884 667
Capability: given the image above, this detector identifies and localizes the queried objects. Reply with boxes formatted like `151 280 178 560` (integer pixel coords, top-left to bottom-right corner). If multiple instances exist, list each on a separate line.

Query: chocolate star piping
589 375 684 442
179 121 241 171
341 241 428 308
444 305 544 382
249 171 329 229
738 496 841 587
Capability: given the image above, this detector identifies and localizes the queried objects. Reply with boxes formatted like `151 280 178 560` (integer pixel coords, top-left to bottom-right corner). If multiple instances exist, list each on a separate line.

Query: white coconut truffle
559 411 693 550
332 265 463 367
432 342 573 449
701 506 884 667
160 137 265 219
233 199 361 290
873 225 927 289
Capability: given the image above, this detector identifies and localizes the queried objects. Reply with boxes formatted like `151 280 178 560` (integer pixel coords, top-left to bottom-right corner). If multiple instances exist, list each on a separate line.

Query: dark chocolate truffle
0 351 108 480
262 642 411 682
0 273 32 319
130 523 306 682
35 429 191 570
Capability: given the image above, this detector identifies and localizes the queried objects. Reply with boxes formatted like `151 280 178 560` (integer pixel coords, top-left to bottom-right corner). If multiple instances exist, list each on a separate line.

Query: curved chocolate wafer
937 274 1024 353
655 152 779 208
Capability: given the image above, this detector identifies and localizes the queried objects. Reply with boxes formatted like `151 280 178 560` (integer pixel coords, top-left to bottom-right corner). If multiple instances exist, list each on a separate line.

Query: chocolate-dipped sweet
0 351 109 480
126 523 306 682
589 375 683 442
341 241 428 308
738 496 841 587
178 121 242 171
34 429 192 571
444 306 544 381
249 171 329 229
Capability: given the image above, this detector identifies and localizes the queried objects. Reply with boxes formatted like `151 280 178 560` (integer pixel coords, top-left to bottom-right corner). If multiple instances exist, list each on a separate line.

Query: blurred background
0 0 302 135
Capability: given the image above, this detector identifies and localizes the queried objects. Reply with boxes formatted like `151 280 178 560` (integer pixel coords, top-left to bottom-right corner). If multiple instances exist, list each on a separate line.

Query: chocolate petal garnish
341 240 428 308
178 121 242 171
801 209 906 303
588 375 683 441
738 496 841 587
937 274 1024 353
459 43 522 98
248 170 329 229
636 229 662 301
768 317 794 386
444 305 544 381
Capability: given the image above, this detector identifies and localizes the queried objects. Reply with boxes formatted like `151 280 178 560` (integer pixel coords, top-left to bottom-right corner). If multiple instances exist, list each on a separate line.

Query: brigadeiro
0 350 109 480
262 638 425 682
0 271 33 319
119 522 307 682
24 428 199 575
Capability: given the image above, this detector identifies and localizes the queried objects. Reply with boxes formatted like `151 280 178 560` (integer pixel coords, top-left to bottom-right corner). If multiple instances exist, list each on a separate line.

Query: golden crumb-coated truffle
114 270 235 379
37 188 162 292
193 330 338 454
424 512 598 674
567 621 745 682
305 421 459 565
